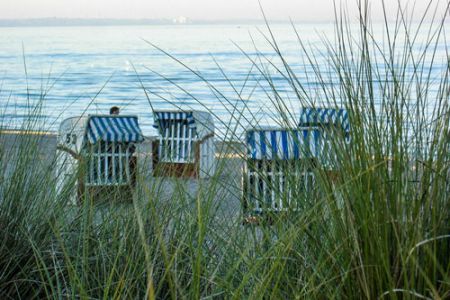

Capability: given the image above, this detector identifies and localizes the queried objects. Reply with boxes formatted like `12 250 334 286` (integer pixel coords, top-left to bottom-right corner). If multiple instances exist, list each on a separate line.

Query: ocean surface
0 23 447 139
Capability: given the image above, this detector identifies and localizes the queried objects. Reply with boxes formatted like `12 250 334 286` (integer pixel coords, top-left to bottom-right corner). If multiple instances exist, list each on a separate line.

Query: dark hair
109 106 120 115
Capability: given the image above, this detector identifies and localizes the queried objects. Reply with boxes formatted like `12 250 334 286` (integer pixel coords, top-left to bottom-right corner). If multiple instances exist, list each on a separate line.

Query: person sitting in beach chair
151 110 215 179
56 114 144 203
110 106 120 115
242 126 322 223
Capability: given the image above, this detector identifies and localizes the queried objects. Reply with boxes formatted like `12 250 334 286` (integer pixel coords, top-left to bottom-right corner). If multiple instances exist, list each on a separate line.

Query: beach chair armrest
57 145 80 160
198 133 214 144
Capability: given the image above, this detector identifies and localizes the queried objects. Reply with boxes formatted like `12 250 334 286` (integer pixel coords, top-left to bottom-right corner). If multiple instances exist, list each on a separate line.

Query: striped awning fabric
152 111 196 130
299 107 350 134
246 128 323 160
152 110 215 140
86 116 144 144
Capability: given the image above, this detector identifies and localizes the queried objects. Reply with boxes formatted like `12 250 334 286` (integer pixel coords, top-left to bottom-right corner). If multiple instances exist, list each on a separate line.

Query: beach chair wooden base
324 170 341 183
243 214 275 226
152 140 201 179
78 185 135 203
242 211 296 226
152 162 198 178
77 156 137 204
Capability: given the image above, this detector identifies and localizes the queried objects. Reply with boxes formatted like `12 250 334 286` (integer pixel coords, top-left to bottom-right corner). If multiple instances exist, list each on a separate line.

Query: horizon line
0 17 359 27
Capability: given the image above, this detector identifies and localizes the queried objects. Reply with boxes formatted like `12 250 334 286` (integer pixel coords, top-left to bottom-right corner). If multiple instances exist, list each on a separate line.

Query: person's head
110 106 120 115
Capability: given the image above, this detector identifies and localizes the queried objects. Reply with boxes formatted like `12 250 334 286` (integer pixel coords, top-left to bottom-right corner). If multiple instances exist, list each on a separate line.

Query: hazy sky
0 0 447 21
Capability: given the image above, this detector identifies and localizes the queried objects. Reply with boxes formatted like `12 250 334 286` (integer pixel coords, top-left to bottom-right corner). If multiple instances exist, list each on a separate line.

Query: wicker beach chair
298 107 350 172
242 127 322 222
242 108 350 223
152 110 215 178
56 115 144 203
298 107 350 142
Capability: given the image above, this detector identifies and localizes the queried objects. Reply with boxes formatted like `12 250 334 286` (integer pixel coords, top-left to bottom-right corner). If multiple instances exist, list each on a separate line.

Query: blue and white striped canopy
247 128 323 160
86 116 144 144
299 107 350 134
153 111 196 131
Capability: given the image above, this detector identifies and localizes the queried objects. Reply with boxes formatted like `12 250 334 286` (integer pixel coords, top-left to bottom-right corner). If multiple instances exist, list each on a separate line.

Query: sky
0 0 448 21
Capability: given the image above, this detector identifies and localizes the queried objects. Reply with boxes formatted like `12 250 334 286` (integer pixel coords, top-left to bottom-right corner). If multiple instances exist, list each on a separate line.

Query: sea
0 23 447 139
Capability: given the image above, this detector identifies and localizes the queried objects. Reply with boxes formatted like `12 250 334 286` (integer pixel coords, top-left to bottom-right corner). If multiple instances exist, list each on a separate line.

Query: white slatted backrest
247 161 315 212
159 120 198 163
86 142 133 186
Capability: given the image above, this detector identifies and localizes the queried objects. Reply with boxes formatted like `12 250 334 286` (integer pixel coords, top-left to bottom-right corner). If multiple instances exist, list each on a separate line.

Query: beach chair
152 110 215 178
299 107 349 137
242 127 323 221
298 107 350 172
56 115 144 203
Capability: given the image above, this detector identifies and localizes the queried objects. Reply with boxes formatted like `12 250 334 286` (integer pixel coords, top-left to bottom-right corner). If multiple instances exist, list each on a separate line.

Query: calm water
0 24 447 139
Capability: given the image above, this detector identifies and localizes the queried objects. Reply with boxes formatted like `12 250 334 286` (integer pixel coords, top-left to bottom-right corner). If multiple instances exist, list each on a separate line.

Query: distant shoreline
0 18 431 28
0 18 334 28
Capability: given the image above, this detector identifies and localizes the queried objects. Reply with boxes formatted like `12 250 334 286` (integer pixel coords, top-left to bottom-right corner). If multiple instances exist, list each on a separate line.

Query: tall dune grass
1 1 449 298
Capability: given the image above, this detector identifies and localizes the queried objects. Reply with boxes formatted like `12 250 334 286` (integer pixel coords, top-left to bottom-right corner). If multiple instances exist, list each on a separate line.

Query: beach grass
0 1 449 298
